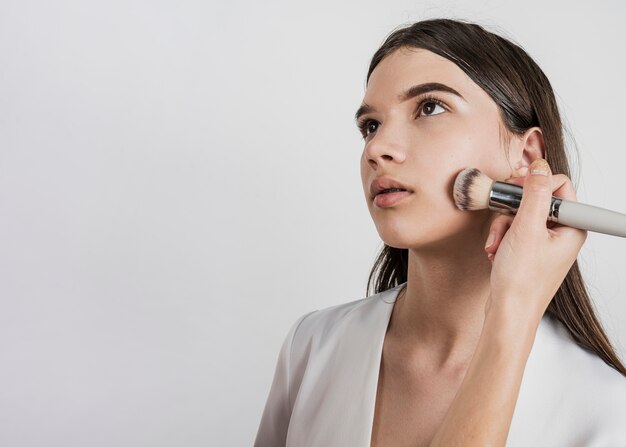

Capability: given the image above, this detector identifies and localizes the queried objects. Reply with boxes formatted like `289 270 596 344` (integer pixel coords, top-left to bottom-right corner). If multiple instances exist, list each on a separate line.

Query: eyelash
356 96 448 140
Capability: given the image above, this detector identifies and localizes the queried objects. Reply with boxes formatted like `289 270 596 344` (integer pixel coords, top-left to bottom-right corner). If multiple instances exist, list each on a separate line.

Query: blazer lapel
288 284 404 446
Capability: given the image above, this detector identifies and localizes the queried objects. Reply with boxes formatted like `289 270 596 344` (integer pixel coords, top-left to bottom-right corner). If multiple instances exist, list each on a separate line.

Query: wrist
483 298 542 347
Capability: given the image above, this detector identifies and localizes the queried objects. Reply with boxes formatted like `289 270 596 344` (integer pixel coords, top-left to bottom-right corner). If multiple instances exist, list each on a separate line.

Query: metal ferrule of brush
489 181 562 222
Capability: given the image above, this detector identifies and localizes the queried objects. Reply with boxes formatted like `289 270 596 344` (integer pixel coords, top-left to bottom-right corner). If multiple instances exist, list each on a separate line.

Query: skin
358 47 587 446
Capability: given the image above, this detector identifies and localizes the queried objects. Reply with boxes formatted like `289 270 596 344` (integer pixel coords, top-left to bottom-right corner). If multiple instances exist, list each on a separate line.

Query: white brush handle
555 199 626 238
489 182 626 238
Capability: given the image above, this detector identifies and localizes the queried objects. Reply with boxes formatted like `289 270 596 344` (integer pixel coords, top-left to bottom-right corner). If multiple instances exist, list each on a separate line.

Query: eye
415 97 447 118
357 119 379 140
355 96 448 140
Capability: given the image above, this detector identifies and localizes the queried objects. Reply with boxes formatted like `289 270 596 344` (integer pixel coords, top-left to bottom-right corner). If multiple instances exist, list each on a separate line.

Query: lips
370 176 414 199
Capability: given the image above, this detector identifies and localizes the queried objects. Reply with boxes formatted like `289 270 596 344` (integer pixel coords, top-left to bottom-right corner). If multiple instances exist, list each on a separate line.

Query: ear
513 126 546 172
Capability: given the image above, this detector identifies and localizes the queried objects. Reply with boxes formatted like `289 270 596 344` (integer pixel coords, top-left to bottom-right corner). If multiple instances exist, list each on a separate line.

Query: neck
388 234 493 370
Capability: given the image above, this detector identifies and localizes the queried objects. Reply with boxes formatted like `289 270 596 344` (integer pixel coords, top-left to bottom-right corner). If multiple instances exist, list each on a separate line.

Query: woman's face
358 47 519 250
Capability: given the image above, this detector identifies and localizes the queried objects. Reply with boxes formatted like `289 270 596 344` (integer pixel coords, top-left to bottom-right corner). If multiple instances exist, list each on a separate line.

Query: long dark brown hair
364 18 626 377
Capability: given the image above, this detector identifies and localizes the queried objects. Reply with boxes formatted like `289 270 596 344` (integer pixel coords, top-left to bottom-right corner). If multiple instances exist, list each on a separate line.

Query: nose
363 123 407 169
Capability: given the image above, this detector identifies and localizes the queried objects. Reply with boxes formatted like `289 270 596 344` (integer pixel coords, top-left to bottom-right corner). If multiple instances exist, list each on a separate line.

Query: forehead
363 47 483 104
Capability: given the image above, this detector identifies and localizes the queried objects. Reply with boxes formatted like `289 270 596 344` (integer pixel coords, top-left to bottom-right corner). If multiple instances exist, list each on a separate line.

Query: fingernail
529 158 550 176
485 231 496 249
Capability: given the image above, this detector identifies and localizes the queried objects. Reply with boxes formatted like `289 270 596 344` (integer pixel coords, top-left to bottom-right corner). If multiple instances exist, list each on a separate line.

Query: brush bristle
453 168 493 211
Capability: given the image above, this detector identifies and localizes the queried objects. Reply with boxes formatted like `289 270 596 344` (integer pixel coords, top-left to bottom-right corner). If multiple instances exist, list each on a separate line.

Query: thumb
516 158 553 229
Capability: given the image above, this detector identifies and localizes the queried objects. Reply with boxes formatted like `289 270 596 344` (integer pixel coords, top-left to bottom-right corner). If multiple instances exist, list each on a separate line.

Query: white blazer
254 283 626 446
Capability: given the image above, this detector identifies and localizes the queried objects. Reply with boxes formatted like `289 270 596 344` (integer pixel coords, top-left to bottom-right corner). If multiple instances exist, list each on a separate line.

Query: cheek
423 121 511 181
409 139 511 219
359 155 369 195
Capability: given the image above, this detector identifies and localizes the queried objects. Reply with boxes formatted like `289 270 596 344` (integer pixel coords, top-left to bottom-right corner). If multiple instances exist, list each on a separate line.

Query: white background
1 0 625 445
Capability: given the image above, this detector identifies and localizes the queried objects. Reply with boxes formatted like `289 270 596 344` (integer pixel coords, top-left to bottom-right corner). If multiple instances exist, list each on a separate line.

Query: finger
550 173 578 202
502 176 525 187
485 213 514 260
546 175 587 244
503 173 577 200
506 173 581 232
502 164 528 184
515 158 554 230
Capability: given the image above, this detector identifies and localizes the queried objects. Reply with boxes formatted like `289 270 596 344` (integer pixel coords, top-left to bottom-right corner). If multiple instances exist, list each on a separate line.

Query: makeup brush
453 168 626 238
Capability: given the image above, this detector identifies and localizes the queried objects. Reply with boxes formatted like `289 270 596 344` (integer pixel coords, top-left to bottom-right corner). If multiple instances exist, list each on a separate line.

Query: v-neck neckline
367 282 407 446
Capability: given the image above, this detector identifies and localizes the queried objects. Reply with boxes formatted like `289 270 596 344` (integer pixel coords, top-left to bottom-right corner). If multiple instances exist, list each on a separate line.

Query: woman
254 18 626 446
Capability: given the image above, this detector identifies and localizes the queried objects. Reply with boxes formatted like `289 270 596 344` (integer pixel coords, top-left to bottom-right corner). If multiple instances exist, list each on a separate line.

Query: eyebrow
354 82 466 122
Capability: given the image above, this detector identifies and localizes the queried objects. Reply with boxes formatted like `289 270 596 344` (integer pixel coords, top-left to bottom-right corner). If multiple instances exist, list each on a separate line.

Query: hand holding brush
454 163 626 238
457 158 589 318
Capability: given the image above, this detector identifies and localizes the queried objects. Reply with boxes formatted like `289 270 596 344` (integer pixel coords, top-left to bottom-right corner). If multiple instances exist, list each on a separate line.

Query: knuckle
553 173 569 181
553 173 573 188
552 173 578 200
